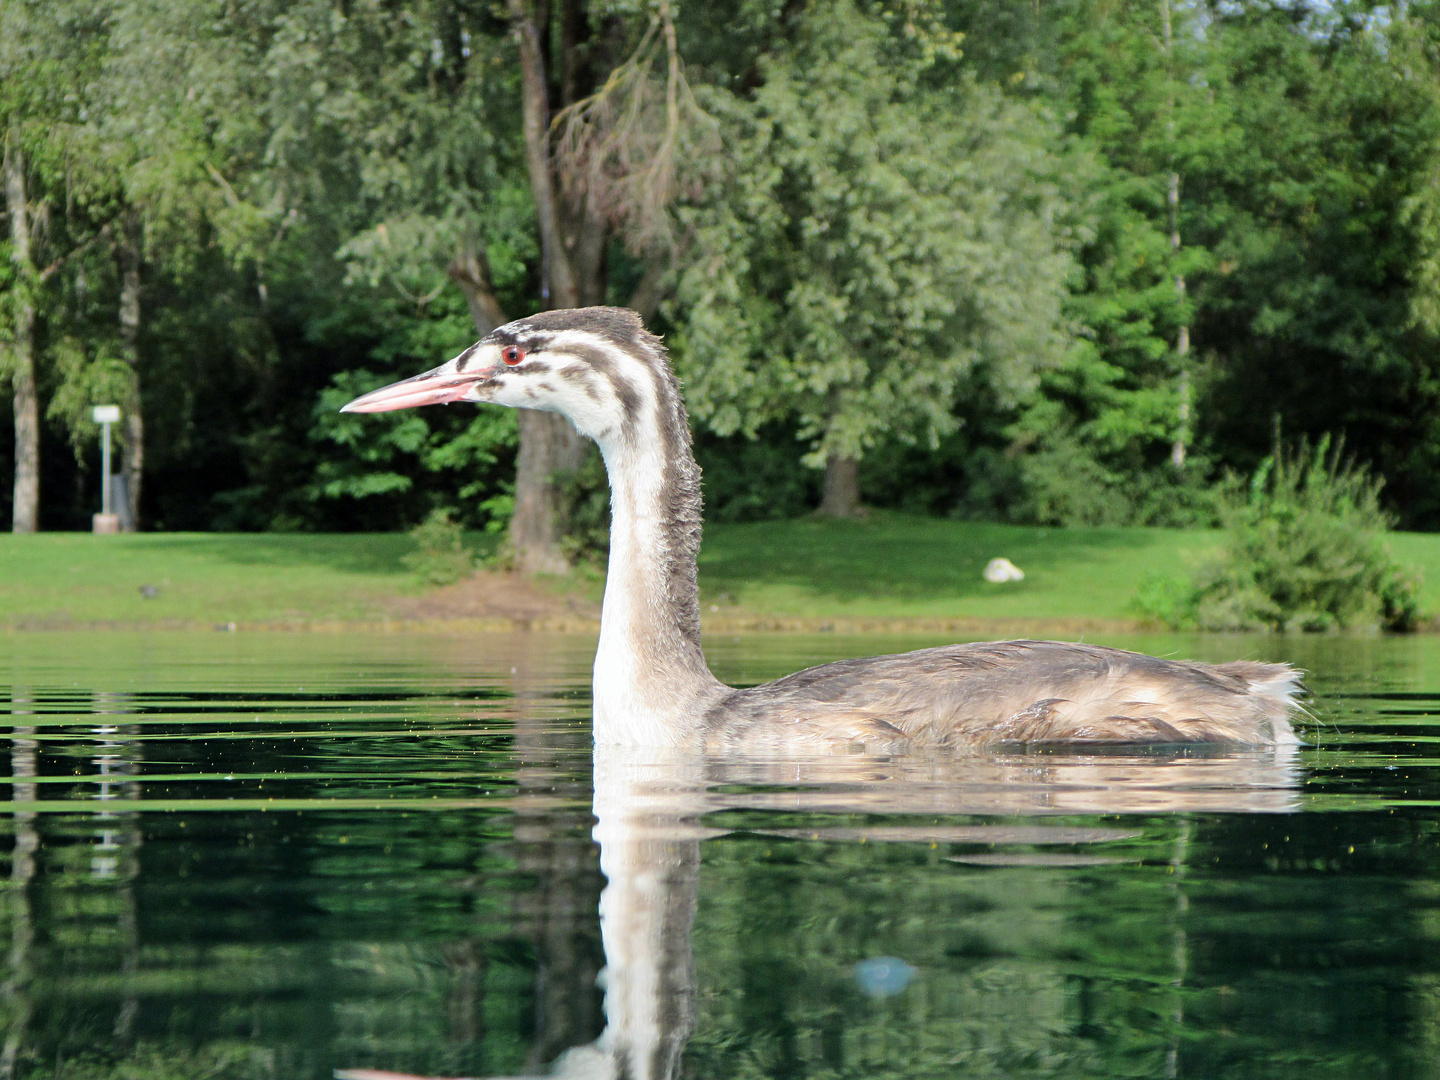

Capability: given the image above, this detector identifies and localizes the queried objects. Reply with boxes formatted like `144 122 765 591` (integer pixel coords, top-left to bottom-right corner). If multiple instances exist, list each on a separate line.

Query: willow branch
550 0 718 254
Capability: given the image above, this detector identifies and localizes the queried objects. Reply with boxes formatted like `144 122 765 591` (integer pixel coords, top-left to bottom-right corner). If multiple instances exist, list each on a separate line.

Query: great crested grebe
342 306 1302 751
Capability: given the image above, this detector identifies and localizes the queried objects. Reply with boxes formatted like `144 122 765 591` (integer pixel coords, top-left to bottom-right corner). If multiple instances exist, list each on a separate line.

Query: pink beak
339 365 496 414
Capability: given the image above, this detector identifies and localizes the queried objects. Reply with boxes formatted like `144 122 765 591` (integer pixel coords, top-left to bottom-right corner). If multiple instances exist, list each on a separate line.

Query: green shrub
1014 435 1223 528
1136 436 1421 632
1133 572 1199 630
1378 564 1424 632
402 508 474 586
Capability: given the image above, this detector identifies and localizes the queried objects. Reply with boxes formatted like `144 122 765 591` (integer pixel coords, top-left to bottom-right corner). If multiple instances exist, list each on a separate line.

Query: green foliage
1138 437 1423 633
1013 435 1221 528
555 445 612 567
1192 4 1440 529
673 0 1081 471
43 337 135 460
236 0 540 331
24 1041 274 1080
964 0 1219 522
1132 571 1199 633
695 424 820 523
10 0 1440 539
306 336 518 533
943 0 1440 532
402 507 473 586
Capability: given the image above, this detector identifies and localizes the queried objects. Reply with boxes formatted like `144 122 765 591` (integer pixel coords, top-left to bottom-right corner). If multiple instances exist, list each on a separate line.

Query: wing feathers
708 641 1304 752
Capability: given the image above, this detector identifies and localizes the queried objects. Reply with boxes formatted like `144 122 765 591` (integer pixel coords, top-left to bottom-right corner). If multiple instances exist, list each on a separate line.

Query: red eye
501 345 524 366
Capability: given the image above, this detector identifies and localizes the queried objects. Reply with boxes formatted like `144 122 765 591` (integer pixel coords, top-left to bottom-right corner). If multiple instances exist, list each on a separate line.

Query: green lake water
0 630 1437 1079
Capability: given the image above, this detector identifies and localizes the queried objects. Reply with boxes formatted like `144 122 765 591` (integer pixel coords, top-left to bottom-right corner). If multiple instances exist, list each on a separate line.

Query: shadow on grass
121 532 500 577
698 513 1199 603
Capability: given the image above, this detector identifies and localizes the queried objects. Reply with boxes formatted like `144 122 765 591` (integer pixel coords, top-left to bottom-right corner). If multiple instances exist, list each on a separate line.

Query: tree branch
37 222 113 283
448 246 509 336
204 161 242 208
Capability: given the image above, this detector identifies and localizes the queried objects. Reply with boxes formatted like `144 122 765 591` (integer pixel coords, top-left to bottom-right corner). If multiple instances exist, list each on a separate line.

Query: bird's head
340 306 668 443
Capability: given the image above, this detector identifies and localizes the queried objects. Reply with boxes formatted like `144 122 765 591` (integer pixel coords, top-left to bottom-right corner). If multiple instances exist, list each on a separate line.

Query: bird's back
703 640 1302 753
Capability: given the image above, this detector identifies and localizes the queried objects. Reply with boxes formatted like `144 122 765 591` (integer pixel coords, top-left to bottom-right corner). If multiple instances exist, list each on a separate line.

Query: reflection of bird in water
567 744 1303 1080
343 307 1302 751
336 744 1303 1080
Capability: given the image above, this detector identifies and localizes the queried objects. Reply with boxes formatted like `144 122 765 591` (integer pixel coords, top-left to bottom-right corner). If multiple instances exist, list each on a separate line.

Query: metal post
100 421 111 516
92 405 121 534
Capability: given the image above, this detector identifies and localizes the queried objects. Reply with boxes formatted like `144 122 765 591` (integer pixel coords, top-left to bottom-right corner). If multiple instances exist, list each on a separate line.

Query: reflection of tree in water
489 641 605 1072
0 646 609 1080
673 753 1295 1080
0 692 37 1080
1 655 1438 1079
494 745 1316 1080
0 688 148 1077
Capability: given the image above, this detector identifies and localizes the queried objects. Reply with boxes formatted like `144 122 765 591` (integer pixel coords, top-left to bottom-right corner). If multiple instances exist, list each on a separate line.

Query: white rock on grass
983 557 1025 584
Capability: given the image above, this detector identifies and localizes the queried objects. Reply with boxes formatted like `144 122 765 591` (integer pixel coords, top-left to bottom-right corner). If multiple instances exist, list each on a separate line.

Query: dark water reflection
0 632 1436 1079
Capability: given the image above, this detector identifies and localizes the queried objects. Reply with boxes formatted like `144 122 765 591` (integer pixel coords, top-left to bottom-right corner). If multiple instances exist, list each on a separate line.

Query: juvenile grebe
342 307 1301 750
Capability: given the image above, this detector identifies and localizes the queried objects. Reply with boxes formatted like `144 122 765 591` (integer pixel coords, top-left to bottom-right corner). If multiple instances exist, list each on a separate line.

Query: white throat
585 359 724 745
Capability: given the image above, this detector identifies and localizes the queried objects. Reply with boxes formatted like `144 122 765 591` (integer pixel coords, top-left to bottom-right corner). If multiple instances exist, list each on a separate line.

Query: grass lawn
1 513 1437 629
0 532 430 627
696 516 1224 623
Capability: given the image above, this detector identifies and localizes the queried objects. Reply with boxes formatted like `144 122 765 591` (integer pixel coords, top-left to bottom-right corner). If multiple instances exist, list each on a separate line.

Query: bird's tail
1214 661 1306 744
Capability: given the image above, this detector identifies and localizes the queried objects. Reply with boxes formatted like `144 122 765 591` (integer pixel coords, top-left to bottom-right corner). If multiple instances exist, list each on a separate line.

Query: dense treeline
5 0 1440 554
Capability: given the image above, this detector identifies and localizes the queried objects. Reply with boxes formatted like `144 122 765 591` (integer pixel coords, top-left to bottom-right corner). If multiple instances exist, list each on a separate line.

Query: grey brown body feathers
703 640 1301 753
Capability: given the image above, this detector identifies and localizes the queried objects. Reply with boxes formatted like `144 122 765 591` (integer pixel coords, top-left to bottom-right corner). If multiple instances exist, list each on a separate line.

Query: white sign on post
92 405 121 424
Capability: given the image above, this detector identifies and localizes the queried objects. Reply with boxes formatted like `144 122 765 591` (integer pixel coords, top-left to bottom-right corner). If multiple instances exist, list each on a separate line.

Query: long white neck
590 376 725 745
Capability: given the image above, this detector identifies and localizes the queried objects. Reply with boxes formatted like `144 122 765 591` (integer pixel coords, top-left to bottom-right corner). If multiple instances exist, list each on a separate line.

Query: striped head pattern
340 306 686 449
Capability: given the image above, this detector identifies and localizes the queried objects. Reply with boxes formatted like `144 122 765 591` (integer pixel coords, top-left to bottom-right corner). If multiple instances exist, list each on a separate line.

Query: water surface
0 631 1437 1079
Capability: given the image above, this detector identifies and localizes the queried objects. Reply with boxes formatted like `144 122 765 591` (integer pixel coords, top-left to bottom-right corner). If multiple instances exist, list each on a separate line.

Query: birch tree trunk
3 136 39 534
1162 0 1191 470
117 211 144 530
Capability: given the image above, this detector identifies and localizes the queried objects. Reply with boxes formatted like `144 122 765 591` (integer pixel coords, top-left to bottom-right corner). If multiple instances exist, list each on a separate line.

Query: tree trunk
569 207 609 307
508 645 605 1069
1168 168 1190 470
504 0 611 574
510 0 579 310
448 246 509 336
1171 356 1190 469
117 212 143 529
4 137 39 534
817 454 861 518
1161 0 1191 470
7 335 38 535
444 939 489 1046
513 411 588 574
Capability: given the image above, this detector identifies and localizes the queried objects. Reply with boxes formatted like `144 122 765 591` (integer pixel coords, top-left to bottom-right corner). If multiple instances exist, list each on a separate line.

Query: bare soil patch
385 569 601 629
